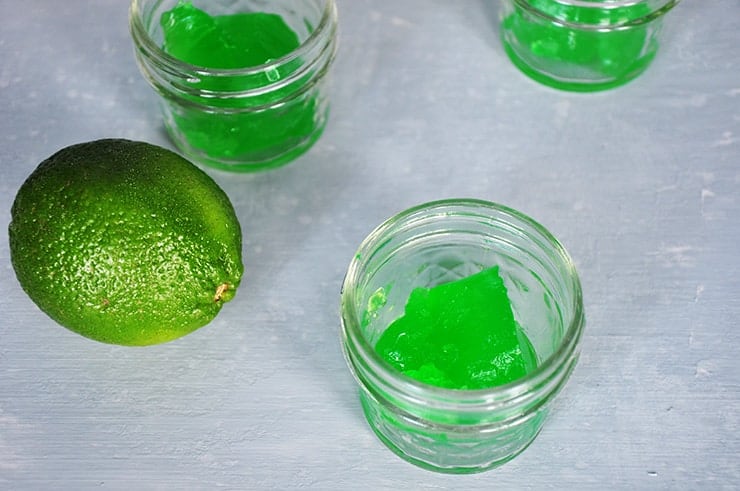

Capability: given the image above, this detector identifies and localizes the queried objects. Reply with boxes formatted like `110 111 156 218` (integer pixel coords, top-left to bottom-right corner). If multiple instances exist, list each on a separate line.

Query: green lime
8 139 244 346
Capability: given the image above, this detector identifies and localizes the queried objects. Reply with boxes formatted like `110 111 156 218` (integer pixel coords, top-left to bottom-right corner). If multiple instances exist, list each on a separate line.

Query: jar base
359 391 545 474
162 116 328 173
501 38 656 92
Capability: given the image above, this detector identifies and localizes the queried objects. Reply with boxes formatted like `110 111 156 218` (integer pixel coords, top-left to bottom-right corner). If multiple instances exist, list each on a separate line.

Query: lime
8 139 244 346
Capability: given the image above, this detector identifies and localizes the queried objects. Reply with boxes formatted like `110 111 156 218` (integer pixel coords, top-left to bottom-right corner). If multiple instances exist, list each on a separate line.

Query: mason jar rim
340 198 585 412
511 0 680 29
129 0 337 78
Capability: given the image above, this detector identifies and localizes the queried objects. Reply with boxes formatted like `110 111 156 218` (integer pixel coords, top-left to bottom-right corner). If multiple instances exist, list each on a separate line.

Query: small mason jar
340 199 585 473
129 0 338 171
500 0 679 91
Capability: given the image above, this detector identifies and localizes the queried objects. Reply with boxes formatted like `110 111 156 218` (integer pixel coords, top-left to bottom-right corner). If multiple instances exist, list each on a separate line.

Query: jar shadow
204 142 365 419
472 0 505 55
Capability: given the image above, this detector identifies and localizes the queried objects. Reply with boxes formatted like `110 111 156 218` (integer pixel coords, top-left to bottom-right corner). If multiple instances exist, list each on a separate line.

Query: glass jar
129 0 338 172
500 0 679 91
340 199 585 473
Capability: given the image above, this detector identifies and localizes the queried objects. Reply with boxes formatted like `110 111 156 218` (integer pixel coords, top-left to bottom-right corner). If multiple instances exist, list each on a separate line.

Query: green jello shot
341 199 585 473
500 0 679 91
130 0 338 171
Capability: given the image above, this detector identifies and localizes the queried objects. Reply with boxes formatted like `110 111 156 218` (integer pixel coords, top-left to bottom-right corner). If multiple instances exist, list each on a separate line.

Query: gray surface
1 0 738 489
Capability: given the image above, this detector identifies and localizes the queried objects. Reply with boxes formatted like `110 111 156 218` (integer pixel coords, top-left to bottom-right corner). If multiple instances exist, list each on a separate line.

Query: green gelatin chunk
502 1 659 91
161 3 300 69
159 2 322 169
375 266 537 390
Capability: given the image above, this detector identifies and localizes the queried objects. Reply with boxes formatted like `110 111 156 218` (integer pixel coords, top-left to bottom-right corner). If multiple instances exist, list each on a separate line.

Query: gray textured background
1 1 738 489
